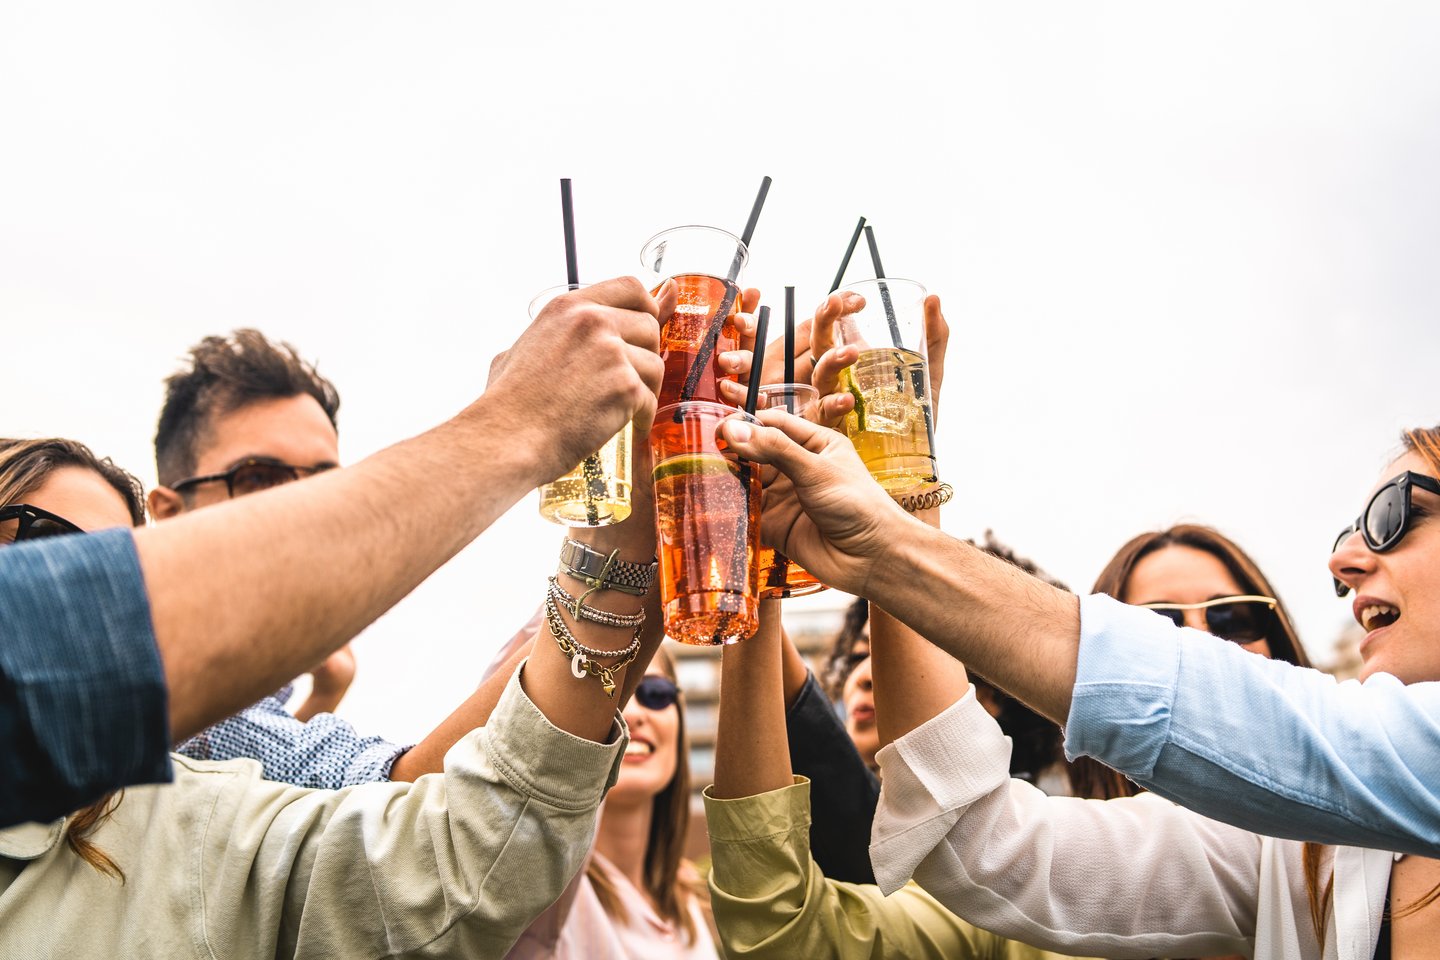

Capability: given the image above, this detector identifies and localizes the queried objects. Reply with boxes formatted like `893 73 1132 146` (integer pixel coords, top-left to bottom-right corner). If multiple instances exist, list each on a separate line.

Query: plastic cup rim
639 224 750 271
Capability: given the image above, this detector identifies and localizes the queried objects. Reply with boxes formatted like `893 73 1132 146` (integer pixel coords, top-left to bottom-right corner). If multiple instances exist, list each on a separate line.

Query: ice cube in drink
842 346 937 493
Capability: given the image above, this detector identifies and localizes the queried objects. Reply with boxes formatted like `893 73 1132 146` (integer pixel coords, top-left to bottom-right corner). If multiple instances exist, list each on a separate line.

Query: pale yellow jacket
0 667 625 959
705 777 1101 960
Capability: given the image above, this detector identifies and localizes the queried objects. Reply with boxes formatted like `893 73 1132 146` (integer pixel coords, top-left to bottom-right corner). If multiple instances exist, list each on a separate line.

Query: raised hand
486 276 672 486
718 409 914 596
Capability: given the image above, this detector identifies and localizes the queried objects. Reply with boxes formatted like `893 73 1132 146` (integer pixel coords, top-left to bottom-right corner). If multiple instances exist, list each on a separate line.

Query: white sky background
2 2 1437 742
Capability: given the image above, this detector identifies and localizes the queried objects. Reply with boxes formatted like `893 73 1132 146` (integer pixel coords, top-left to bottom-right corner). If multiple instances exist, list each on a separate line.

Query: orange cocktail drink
650 401 761 645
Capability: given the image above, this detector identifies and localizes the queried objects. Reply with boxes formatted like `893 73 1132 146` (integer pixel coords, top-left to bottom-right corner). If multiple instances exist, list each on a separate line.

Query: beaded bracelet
543 592 642 698
893 482 954 513
548 576 646 628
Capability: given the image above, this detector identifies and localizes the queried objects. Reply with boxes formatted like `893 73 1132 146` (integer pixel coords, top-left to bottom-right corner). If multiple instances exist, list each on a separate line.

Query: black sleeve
785 671 880 885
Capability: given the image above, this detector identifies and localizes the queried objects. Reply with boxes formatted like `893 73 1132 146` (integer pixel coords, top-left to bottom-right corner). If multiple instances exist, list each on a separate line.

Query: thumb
719 409 834 483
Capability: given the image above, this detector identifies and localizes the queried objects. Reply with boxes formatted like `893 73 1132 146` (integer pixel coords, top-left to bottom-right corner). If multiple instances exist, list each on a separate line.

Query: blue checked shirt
0 529 171 827
1065 592 1440 858
176 686 411 788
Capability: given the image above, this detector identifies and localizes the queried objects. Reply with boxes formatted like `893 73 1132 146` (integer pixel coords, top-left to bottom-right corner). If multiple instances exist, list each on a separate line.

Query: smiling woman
506 646 719 959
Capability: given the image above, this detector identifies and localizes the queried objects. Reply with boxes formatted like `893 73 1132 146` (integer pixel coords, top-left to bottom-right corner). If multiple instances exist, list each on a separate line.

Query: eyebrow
224 455 340 471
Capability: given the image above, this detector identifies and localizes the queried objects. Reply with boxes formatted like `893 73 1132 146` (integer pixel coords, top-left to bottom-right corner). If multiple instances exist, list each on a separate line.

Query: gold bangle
893 482 954 513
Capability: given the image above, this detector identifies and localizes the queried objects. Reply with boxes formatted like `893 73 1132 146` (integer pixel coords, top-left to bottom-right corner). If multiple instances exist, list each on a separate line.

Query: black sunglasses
0 503 84 544
172 458 334 498
1141 595 1279 646
1331 471 1440 597
634 675 681 711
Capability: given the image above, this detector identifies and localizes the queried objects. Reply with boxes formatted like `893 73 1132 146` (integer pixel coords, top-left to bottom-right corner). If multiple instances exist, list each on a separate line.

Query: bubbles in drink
843 347 938 493
538 424 632 526
652 452 759 644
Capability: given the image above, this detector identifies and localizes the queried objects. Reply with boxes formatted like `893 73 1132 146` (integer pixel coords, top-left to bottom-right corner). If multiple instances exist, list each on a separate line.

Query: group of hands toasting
491 274 951 608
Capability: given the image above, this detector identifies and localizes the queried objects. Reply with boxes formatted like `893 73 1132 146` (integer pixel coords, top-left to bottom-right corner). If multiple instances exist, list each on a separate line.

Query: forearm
867 523 1079 723
521 466 662 742
713 599 792 799
139 398 543 741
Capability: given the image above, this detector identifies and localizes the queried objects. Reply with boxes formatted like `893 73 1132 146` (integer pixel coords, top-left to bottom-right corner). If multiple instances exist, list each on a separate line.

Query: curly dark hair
155 329 340 487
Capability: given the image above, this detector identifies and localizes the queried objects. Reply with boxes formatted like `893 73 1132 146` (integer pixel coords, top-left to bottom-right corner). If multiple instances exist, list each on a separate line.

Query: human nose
1182 609 1208 632
1329 528 1374 597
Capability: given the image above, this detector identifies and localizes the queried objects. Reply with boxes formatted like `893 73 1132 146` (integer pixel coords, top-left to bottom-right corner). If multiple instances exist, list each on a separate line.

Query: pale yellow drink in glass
842 345 936 493
532 283 634 527
836 278 938 495
538 425 634 526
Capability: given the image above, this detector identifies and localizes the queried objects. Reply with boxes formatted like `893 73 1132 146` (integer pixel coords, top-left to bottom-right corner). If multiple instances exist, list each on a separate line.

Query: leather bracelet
893 482 954 513
558 539 657 597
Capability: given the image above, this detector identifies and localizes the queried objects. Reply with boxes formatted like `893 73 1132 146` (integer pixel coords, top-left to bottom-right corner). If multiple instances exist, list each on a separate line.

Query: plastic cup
533 284 633 527
835 278 938 494
640 226 749 410
650 401 761 645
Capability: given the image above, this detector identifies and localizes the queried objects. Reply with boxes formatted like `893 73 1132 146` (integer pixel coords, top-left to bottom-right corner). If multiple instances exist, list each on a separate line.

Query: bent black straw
830 216 867 293
783 286 796 408
864 225 904 350
679 176 772 408
744 305 770 416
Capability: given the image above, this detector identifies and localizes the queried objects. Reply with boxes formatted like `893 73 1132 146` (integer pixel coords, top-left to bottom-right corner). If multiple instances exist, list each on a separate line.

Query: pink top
506 852 718 960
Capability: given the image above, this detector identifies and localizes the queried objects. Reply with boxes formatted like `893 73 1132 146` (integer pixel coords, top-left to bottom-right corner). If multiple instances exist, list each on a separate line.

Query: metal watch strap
558 539 657 596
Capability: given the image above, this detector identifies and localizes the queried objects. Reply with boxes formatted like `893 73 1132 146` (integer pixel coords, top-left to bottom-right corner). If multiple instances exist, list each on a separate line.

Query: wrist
453 394 551 492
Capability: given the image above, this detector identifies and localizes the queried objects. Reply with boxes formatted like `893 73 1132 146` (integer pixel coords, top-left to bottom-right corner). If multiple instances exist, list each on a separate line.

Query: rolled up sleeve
0 529 170 827
1065 592 1440 857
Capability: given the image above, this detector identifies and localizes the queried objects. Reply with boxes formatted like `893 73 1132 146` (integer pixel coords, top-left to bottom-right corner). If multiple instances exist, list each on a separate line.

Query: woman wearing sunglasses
864 429 1440 958
1067 523 1311 800
0 441 666 956
0 437 148 878
507 648 720 959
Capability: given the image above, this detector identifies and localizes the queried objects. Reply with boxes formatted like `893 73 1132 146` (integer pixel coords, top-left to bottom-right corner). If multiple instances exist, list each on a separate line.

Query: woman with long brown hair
867 426 1440 958
1068 523 1311 801
0 437 147 878
507 646 719 959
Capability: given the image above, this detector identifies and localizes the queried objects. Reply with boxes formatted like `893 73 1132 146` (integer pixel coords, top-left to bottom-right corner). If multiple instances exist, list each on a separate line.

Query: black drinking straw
864 225 904 350
560 178 604 524
561 179 580 287
744 305 770 416
783 286 796 409
830 216 867 293
678 176 772 407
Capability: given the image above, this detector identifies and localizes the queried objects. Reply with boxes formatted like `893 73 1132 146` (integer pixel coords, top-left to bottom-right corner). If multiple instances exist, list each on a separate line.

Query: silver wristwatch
558 539 658 596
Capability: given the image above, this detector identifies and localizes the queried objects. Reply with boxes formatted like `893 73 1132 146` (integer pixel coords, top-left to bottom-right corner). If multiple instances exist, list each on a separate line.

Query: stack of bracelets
546 540 656 698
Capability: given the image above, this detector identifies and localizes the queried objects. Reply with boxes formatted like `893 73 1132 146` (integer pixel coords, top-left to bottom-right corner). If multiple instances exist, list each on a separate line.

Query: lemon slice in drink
652 453 738 484
843 367 867 432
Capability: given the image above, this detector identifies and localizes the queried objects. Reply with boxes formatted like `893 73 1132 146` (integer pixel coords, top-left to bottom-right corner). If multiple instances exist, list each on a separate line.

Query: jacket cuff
703 776 810 843
871 687 1009 894
1063 593 1181 778
478 660 627 811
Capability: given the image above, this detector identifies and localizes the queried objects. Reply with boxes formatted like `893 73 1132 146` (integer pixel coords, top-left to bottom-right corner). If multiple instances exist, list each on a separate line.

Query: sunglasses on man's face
0 503 84 545
171 458 335 499
1140 595 1279 646
1331 470 1440 597
634 675 681 711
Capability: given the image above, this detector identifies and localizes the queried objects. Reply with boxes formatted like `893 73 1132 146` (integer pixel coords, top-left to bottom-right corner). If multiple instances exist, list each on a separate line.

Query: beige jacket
0 667 625 959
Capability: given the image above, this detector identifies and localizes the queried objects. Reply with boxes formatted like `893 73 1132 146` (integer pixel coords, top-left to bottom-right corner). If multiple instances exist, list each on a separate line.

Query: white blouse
869 689 1396 960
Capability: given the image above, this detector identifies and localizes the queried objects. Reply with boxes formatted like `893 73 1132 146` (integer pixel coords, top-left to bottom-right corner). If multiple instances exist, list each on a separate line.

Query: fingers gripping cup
532 284 633 527
753 384 828 600
836 279 938 495
650 401 761 645
641 226 749 410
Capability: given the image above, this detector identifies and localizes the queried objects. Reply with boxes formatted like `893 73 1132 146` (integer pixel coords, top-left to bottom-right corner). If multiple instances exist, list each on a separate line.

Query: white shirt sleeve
871 688 1258 959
